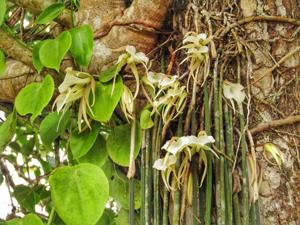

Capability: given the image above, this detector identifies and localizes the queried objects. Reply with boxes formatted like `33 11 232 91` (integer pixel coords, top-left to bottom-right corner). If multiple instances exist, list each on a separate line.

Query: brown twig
250 115 300 135
251 45 300 85
218 15 300 37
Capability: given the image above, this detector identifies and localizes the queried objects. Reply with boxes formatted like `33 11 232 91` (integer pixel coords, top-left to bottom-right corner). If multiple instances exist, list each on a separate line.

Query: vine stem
47 207 55 225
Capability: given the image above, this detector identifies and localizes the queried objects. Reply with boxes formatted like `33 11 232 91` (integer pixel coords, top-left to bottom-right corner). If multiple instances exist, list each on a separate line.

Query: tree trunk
0 0 300 224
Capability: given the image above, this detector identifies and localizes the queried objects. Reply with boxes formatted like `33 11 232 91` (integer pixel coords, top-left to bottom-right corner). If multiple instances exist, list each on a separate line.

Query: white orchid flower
153 154 177 171
146 72 178 89
182 33 209 45
179 32 211 85
223 80 246 113
162 135 215 155
125 45 149 65
153 132 217 190
53 67 95 132
115 45 149 99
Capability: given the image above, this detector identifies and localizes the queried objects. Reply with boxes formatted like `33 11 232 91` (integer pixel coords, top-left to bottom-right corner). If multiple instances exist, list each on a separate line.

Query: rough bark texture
240 1 300 224
0 0 171 102
0 1 300 223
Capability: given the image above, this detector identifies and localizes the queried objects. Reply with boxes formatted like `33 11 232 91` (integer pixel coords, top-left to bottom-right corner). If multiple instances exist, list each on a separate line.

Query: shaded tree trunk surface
0 0 300 224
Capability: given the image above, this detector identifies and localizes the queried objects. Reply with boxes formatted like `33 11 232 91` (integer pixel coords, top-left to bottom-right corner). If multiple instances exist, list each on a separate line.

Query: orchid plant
153 132 217 190
142 71 187 125
116 45 149 99
179 32 211 84
53 67 95 132
263 143 285 169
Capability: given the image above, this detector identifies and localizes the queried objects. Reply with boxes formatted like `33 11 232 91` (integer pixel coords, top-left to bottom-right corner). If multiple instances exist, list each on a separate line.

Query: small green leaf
70 125 99 159
109 171 141 209
49 163 109 225
6 214 44 225
99 64 119 83
0 49 6 76
78 135 107 167
0 0 6 26
107 123 142 167
90 76 123 122
32 42 44 74
39 31 72 71
40 111 70 146
69 24 93 67
140 109 154 129
14 185 39 212
15 75 54 122
36 3 65 24
0 112 16 153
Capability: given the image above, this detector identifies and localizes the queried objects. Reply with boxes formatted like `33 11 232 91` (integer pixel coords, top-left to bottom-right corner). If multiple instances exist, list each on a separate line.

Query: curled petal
126 45 136 55
153 158 167 171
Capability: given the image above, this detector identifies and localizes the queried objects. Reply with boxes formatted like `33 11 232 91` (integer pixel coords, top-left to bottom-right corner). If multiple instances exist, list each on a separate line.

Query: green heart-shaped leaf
0 112 16 154
39 31 72 71
13 185 39 212
140 109 154 129
15 75 54 122
0 0 7 26
0 49 6 76
78 135 107 167
90 76 123 122
49 163 109 225
6 214 44 225
32 42 44 74
70 124 99 159
36 3 65 24
69 24 93 68
107 123 142 167
40 111 70 146
99 64 119 83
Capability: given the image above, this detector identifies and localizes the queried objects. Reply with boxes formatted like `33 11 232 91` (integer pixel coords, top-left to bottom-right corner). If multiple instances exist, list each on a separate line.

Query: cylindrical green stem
128 118 136 225
172 117 183 225
141 132 146 225
47 207 55 225
204 81 213 225
129 179 135 225
144 129 152 225
213 56 225 225
224 104 233 225
152 115 162 225
233 193 241 225
239 106 249 225
162 187 169 225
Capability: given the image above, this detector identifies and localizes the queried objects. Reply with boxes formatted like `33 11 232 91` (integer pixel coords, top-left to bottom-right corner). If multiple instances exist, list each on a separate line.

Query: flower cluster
117 46 149 121
180 32 210 76
142 72 187 124
53 67 95 132
153 132 216 190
